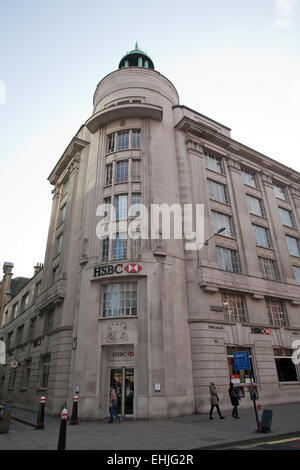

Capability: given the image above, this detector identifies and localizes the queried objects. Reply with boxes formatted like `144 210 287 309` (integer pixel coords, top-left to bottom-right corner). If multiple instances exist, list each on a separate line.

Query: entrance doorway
110 367 134 417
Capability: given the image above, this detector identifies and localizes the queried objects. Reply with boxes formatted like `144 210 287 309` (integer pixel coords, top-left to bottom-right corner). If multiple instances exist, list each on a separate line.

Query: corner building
1 46 300 418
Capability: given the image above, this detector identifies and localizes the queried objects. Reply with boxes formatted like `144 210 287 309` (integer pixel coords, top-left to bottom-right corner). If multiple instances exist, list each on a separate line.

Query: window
242 169 258 188
28 317 37 340
6 332 13 350
222 292 248 323
9 368 17 389
266 298 288 327
274 348 298 382
227 346 255 384
60 204 66 224
113 233 127 260
207 179 229 204
286 235 300 257
45 310 55 335
117 131 130 150
34 281 41 300
21 293 30 312
40 354 51 388
102 237 109 262
52 265 59 283
293 266 300 284
131 193 141 217
247 195 264 217
105 163 113 186
16 325 24 345
204 152 224 174
56 233 63 254
132 130 141 149
131 237 142 260
63 179 69 196
106 129 141 153
131 159 141 181
258 257 279 281
116 161 128 183
115 194 128 220
252 224 271 248
274 183 287 201
107 133 115 153
211 211 234 238
103 282 137 317
12 302 18 319
21 358 32 389
216 246 240 273
279 207 294 228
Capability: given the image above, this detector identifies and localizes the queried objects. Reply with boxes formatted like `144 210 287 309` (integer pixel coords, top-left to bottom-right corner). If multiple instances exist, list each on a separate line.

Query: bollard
57 407 68 450
257 403 263 432
35 396 46 430
70 395 79 425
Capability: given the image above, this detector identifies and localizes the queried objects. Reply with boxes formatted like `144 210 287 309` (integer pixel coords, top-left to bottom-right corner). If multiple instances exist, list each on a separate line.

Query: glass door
110 367 134 417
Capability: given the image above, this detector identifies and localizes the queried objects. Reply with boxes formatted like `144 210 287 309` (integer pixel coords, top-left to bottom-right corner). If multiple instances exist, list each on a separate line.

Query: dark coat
229 386 240 406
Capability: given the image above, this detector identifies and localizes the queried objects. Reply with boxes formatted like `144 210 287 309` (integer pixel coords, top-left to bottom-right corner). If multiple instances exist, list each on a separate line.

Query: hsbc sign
93 263 142 278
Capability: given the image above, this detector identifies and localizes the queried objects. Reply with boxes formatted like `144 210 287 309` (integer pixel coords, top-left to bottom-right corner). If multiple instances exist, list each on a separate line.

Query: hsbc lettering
93 263 142 278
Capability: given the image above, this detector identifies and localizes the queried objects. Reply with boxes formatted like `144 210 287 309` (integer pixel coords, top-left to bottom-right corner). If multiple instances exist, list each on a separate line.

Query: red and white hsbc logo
93 263 142 278
125 263 142 273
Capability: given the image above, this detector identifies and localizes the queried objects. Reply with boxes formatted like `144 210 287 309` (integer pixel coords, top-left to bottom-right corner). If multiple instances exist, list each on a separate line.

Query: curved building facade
1 47 300 419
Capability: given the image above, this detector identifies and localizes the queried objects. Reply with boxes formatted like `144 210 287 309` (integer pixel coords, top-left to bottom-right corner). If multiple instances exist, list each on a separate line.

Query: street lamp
204 227 226 246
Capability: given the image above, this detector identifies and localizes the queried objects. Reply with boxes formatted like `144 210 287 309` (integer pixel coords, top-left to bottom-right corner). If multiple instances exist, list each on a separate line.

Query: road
234 436 300 450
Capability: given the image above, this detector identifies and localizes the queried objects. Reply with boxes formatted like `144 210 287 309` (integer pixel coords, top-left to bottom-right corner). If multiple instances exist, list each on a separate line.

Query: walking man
108 387 121 423
209 382 225 420
228 382 240 419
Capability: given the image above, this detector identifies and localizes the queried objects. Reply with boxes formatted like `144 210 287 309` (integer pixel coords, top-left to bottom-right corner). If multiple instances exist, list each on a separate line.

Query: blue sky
0 0 300 276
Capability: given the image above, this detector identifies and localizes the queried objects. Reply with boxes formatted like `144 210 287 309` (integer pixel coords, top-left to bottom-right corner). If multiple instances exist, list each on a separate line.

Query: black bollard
35 396 46 430
70 395 79 425
57 407 68 450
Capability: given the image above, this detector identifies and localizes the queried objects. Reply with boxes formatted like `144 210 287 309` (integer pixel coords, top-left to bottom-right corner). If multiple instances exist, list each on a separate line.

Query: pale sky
0 0 299 277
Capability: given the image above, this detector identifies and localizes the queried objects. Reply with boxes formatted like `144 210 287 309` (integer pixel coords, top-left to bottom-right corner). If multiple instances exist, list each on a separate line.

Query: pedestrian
108 387 121 423
209 382 225 420
229 382 240 419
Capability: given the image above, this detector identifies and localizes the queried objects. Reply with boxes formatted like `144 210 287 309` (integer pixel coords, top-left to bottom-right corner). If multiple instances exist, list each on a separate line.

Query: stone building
1 45 300 418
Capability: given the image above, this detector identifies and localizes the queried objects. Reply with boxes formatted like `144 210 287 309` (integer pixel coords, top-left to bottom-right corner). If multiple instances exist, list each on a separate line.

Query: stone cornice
48 136 89 185
85 102 163 134
175 116 300 185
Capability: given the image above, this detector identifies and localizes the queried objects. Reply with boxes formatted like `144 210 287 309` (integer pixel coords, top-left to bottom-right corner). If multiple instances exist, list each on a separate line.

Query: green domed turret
119 43 154 70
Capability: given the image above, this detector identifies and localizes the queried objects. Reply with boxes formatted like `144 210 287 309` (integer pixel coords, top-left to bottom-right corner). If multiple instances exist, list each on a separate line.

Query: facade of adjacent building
1 45 300 419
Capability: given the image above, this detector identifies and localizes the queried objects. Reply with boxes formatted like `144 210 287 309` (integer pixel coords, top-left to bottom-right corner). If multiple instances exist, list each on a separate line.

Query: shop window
274 348 298 382
227 346 255 384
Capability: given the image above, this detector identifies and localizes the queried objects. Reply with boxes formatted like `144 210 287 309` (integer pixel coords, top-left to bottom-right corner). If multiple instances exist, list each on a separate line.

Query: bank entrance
110 367 134 416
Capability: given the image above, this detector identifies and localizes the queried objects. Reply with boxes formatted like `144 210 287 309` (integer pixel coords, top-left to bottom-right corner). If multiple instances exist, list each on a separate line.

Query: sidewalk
0 402 299 450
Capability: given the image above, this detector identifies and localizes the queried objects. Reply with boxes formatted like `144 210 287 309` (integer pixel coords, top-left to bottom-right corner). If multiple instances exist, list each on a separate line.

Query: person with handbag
108 387 121 423
209 382 225 420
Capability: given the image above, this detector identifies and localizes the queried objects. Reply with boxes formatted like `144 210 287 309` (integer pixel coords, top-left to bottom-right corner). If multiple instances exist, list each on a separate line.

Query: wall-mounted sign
230 374 240 384
210 306 225 312
251 327 272 335
93 263 142 278
208 324 224 330
233 351 250 371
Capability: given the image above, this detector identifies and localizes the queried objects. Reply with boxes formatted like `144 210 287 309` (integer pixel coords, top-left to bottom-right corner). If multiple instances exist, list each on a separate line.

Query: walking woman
229 382 240 418
209 382 225 420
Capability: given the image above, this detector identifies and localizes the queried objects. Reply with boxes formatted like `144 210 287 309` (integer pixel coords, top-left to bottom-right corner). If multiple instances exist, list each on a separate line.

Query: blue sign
233 351 250 371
